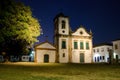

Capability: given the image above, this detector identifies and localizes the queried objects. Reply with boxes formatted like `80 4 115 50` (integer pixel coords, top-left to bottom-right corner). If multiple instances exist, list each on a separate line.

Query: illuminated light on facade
113 52 116 59
94 53 100 57
30 51 35 57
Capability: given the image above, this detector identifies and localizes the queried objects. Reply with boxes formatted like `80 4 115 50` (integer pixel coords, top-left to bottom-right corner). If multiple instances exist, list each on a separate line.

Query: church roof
53 12 69 21
34 41 56 49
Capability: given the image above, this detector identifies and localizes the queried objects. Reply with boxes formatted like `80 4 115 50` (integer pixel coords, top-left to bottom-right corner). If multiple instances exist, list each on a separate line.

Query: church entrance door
80 53 84 63
44 54 49 63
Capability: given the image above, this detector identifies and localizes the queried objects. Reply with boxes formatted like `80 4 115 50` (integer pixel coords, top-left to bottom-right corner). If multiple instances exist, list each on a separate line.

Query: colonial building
93 43 112 63
35 42 56 63
54 13 93 63
34 13 93 63
112 39 120 61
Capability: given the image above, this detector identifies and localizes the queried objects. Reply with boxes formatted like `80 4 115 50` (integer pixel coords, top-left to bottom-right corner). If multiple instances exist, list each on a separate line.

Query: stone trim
36 48 56 51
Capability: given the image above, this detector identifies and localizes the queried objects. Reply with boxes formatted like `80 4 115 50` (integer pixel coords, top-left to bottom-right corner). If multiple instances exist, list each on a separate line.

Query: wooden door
80 53 84 63
44 54 49 63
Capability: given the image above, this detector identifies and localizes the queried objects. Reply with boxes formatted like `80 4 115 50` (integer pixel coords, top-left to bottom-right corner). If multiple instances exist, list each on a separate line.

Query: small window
116 55 118 60
101 48 104 52
94 49 95 53
107 48 110 51
62 40 66 49
74 41 78 49
100 56 102 60
62 20 65 29
63 53 65 57
95 57 96 62
97 49 99 52
23 57 25 59
80 42 84 49
115 44 118 49
102 56 105 60
86 42 89 50
97 57 99 62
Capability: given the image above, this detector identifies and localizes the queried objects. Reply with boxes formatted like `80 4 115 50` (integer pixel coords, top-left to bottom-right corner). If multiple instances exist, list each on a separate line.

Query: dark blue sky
21 0 120 45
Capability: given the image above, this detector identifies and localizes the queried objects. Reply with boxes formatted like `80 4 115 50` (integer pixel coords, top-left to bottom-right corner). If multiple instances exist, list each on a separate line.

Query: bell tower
54 13 70 63
54 13 70 35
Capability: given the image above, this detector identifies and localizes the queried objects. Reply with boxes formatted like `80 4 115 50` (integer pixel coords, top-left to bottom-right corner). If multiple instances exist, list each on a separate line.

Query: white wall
54 14 93 63
71 28 93 63
59 38 69 63
71 42 92 63
36 50 56 63
93 45 112 63
113 40 120 59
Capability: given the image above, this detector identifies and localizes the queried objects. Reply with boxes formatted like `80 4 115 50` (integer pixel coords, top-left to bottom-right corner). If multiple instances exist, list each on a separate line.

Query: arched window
62 20 65 29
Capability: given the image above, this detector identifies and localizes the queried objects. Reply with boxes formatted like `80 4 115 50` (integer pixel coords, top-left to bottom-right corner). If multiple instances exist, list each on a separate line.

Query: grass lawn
0 62 120 80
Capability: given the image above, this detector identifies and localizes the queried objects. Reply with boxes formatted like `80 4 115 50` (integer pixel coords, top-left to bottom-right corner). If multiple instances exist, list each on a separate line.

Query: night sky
20 0 120 45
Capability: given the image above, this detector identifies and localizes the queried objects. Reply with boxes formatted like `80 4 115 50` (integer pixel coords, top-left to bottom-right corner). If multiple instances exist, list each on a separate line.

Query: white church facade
54 13 93 63
34 13 93 63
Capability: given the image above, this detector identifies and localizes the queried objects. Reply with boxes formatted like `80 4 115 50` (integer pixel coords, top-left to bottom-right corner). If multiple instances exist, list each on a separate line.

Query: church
35 13 93 63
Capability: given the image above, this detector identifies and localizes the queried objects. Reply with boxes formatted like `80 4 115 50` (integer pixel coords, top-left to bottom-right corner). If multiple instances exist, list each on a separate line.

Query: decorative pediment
72 26 92 37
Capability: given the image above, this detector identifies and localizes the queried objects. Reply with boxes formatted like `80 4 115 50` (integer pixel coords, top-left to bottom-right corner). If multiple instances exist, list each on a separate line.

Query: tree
0 0 41 56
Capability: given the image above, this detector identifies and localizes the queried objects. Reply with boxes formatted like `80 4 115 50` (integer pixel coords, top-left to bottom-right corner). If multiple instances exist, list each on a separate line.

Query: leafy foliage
0 0 41 55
